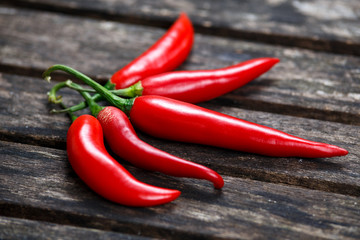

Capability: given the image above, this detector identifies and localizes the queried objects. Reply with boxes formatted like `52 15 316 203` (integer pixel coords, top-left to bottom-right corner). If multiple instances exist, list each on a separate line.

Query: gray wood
0 216 150 240
3 0 360 55
0 73 359 196
1 140 359 239
0 7 359 125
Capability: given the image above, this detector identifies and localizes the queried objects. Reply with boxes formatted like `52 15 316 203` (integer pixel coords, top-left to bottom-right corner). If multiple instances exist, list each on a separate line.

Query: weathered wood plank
0 73 359 196
2 0 360 55
0 7 359 124
0 216 150 240
1 140 359 239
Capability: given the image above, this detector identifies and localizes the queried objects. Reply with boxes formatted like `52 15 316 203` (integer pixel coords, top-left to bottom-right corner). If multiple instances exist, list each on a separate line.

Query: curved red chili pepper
129 96 348 158
138 58 279 103
67 114 180 207
111 13 194 89
97 106 224 189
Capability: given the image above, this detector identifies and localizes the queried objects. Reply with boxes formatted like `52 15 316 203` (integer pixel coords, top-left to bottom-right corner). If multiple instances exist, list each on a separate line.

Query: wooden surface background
0 0 359 239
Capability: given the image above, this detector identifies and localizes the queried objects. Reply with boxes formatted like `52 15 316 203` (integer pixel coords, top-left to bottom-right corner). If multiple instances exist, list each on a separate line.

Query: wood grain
0 216 150 240
0 73 359 196
2 0 360 55
1 140 359 239
0 7 359 124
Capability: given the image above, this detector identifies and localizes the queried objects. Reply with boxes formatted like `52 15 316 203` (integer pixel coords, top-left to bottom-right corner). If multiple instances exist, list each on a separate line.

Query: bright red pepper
111 13 194 89
135 58 279 103
129 96 348 158
61 58 279 112
67 114 180 207
97 106 224 189
44 65 348 158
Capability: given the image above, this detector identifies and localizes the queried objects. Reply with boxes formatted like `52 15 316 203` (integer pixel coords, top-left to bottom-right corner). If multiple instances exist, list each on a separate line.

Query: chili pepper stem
47 80 96 114
50 108 69 114
43 65 135 113
64 80 94 93
47 81 68 104
66 80 105 117
53 81 141 113
112 81 143 98
47 80 78 115
70 81 143 97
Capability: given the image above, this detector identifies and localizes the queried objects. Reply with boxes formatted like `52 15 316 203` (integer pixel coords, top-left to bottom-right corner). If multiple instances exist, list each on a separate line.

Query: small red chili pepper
97 106 224 189
44 65 348 158
111 12 194 89
67 114 180 207
132 58 279 103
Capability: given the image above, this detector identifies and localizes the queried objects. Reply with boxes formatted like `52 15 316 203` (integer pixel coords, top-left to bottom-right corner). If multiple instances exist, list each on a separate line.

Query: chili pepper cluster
44 13 348 207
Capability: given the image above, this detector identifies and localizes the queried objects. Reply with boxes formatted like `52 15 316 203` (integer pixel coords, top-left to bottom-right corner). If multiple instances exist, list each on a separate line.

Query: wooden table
1 1 359 239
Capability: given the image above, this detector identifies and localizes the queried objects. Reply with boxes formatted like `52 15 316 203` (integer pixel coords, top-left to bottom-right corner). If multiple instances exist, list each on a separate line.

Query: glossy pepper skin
111 13 194 89
139 58 279 103
67 114 180 207
129 96 348 158
97 106 224 189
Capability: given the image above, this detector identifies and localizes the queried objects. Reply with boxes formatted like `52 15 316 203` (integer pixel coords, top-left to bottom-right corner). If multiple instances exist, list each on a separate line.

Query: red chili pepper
61 58 279 112
44 65 348 158
111 13 194 89
135 58 279 103
129 96 348 158
96 106 224 189
67 114 180 207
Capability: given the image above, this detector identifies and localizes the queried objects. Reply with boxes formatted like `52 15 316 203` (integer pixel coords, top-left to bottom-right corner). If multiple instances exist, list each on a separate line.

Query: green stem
47 80 99 113
48 77 142 113
48 78 115 113
64 81 143 98
56 92 102 113
56 80 112 113
48 81 67 104
64 81 103 117
65 81 95 93
112 81 143 98
43 65 135 113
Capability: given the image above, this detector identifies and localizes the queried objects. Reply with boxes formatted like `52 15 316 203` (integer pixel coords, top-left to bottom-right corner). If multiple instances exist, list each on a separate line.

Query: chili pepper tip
333 146 348 156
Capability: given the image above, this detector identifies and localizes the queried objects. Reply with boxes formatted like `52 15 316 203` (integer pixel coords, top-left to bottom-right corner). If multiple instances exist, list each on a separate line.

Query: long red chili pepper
43 65 348 158
129 96 348 158
67 114 180 207
72 87 223 188
132 58 279 103
111 12 194 89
